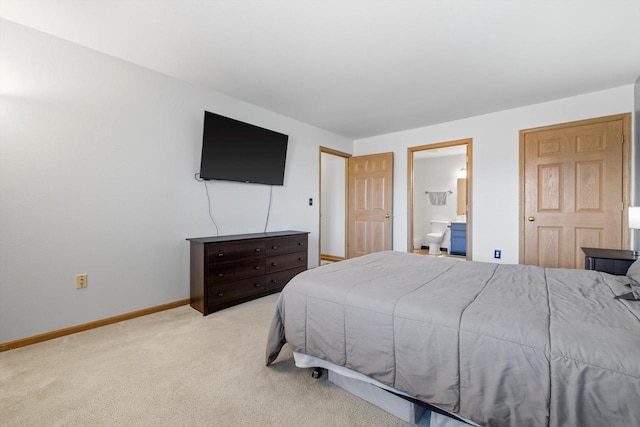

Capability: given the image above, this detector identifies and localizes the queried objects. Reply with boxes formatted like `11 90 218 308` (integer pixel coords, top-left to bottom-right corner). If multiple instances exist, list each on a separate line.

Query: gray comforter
265 251 640 427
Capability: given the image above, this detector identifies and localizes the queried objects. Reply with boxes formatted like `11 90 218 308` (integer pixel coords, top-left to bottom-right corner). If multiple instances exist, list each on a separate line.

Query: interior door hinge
621 134 625 144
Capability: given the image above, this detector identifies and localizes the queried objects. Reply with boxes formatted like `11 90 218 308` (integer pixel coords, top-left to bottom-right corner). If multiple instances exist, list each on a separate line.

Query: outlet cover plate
76 274 87 289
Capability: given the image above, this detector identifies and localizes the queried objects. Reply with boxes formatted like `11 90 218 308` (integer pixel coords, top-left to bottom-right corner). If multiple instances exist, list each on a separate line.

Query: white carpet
0 294 414 426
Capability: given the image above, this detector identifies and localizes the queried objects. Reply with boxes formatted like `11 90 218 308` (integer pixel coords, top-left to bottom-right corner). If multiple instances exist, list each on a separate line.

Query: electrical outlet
76 274 88 289
494 250 501 259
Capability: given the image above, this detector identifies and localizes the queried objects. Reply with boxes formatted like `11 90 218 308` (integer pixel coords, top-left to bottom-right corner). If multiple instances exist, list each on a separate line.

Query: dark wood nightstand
582 247 639 276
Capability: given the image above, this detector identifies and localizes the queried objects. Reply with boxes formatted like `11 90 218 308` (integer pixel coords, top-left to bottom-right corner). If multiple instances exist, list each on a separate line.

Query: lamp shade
629 207 640 229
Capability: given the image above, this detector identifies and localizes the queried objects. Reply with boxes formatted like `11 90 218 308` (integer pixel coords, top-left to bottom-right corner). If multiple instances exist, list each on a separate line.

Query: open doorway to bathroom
408 139 472 259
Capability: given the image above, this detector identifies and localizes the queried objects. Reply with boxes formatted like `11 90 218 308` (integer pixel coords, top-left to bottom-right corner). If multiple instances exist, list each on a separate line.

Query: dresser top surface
187 230 308 244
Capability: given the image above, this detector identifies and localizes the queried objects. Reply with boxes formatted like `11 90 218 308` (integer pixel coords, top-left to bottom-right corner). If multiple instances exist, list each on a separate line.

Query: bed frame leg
311 368 323 379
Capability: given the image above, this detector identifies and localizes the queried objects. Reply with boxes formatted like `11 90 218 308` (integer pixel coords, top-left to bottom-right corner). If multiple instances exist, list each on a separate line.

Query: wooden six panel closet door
521 115 628 269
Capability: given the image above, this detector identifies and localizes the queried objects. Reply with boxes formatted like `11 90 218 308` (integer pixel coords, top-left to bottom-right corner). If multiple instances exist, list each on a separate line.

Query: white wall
0 19 352 343
354 85 635 263
320 153 346 258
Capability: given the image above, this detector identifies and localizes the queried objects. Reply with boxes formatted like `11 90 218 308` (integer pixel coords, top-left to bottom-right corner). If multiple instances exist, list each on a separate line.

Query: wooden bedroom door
347 152 393 258
521 114 631 269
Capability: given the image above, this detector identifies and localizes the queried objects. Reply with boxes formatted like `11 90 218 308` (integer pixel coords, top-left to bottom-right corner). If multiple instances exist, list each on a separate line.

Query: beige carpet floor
0 294 414 426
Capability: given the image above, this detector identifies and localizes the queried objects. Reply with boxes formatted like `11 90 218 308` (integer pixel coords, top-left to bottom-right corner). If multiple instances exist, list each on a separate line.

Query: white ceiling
2 0 640 139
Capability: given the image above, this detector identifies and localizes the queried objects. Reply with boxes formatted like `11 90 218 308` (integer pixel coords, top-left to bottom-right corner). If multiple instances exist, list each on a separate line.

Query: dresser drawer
266 266 306 291
266 252 307 273
266 235 308 256
208 276 267 306
207 241 265 263
208 258 265 285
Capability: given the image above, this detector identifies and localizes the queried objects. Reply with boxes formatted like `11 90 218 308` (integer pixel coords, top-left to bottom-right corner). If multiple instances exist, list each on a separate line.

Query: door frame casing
407 138 473 259
518 113 632 264
319 146 350 265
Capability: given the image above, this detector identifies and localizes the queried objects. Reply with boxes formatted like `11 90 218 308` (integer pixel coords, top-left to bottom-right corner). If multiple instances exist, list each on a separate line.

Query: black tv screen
199 111 288 185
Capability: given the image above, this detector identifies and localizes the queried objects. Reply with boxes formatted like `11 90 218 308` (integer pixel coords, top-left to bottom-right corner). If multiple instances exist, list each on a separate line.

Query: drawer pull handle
255 248 261 252
271 279 277 284
272 246 278 250
271 262 278 266
254 283 261 288
218 273 224 277
217 292 224 297
218 253 224 257
255 266 261 270
298 242 302 245
298 257 304 261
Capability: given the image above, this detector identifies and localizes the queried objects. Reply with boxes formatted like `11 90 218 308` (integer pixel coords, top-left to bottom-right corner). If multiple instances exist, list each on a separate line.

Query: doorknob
528 216 535 222
385 213 391 218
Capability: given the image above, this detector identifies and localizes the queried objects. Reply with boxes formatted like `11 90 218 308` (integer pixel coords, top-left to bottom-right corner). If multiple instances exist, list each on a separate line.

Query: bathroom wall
413 154 466 250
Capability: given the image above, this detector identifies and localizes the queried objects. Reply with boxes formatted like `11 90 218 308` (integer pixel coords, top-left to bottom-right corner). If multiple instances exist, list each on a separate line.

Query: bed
265 251 640 427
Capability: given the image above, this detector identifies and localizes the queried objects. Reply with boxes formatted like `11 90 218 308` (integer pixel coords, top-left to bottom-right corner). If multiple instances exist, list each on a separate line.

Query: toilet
426 220 450 255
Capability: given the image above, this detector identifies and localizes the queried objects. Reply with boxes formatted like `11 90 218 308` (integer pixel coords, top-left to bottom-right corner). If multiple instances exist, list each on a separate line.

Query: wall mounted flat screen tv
199 111 289 185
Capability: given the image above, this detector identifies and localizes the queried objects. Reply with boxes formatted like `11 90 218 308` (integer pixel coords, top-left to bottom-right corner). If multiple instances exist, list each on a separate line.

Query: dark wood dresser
582 247 638 276
187 231 309 315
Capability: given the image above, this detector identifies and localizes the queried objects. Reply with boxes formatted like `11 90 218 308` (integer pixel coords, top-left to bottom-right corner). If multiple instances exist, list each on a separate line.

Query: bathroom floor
412 248 466 259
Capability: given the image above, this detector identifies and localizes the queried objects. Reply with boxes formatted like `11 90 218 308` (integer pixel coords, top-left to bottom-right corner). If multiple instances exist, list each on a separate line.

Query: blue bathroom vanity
449 222 467 256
